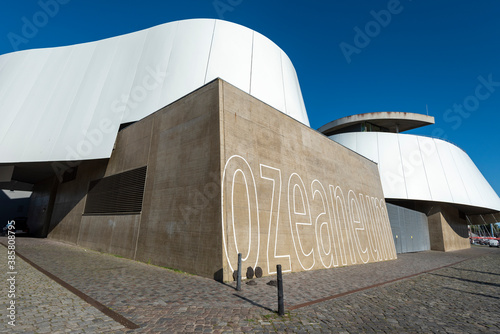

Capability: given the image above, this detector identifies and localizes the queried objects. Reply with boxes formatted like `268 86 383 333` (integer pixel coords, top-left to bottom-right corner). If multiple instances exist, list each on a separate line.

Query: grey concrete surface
46 81 222 279
1 237 499 333
37 79 399 282
219 80 396 281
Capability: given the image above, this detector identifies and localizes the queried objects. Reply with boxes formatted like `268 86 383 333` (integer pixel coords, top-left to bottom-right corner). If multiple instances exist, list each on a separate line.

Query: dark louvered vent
84 166 147 215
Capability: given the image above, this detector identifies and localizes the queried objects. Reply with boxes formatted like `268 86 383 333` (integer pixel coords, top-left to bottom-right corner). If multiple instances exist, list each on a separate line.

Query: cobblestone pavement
0 244 125 333
1 237 499 333
254 253 500 333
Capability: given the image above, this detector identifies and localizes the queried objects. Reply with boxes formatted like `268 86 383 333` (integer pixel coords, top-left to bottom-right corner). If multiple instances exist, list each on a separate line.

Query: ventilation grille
84 166 147 215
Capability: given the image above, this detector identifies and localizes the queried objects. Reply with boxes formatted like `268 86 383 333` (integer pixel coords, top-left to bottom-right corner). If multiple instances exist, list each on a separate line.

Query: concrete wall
27 177 58 237
49 160 107 243
43 79 396 281
47 81 222 279
219 81 396 281
428 204 470 251
131 81 222 278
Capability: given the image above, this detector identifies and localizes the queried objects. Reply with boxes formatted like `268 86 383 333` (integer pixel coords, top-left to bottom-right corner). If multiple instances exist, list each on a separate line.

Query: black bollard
277 264 284 316
236 253 242 291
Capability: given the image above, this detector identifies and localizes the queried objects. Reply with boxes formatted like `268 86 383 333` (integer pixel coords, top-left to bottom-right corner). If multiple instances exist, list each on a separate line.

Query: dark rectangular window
84 166 147 215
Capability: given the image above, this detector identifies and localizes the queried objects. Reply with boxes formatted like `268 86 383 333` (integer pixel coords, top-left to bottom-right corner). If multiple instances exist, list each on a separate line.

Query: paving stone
1 237 499 332
0 243 124 333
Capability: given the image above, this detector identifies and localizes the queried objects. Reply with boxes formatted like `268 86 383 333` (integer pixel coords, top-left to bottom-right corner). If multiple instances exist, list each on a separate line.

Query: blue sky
1 0 499 195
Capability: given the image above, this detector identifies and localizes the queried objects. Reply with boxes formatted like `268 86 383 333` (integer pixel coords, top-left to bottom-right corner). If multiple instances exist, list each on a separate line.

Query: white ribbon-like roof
0 19 309 163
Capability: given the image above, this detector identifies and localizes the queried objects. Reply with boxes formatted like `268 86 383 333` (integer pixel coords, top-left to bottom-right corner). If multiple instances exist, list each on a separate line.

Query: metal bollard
277 264 284 316
236 253 242 291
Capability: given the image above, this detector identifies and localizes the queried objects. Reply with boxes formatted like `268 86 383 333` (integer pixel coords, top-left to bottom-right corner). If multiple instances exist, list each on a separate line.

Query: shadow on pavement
430 273 500 288
442 287 500 300
449 267 500 277
233 294 274 313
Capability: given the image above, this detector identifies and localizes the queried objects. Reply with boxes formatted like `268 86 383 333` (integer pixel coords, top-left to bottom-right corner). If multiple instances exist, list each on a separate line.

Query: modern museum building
0 19 498 281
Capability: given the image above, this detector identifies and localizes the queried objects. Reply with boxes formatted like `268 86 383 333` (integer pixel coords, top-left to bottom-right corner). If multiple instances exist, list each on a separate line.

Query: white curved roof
0 19 309 163
331 132 500 213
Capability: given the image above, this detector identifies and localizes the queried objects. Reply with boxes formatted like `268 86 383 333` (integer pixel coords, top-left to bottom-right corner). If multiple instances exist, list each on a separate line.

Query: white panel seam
203 20 217 84
83 37 123 138
416 138 433 201
1 19 312 163
434 138 455 204
396 134 409 199
280 52 288 115
376 133 384 195
0 54 46 145
249 31 254 95
47 44 98 159
448 143 472 205
122 30 153 122
157 21 179 107
464 153 487 206
21 49 73 159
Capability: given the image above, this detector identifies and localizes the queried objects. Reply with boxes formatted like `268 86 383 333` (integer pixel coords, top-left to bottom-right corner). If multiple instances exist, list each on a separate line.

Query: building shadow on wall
26 159 108 238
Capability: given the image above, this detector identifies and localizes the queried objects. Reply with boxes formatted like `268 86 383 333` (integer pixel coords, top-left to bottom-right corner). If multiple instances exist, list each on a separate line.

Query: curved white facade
331 132 500 212
0 19 309 164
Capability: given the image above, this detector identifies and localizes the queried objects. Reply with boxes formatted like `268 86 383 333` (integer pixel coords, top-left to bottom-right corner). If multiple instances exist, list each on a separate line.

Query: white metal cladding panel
377 133 407 199
115 28 159 123
0 53 9 72
330 133 357 152
0 52 43 144
16 47 73 160
453 143 500 210
281 51 309 126
332 133 500 212
0 52 30 103
205 20 253 94
465 147 499 210
82 34 147 155
42 45 97 160
0 50 52 160
3 49 56 159
434 139 471 205
56 37 122 161
448 144 483 206
250 32 286 113
163 20 215 111
297 81 308 125
88 34 144 157
145 22 178 121
0 54 22 106
0 19 311 163
398 134 431 200
461 157 494 209
417 137 453 203
355 132 379 163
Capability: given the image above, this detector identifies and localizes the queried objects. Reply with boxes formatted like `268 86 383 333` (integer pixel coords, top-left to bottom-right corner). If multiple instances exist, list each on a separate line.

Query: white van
489 239 499 247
